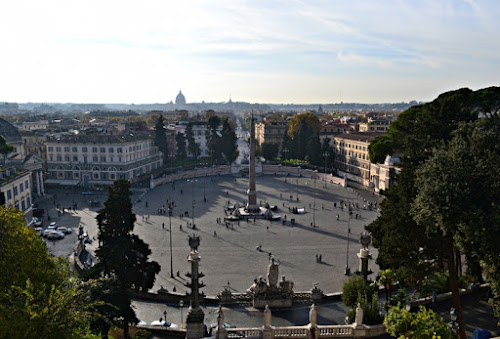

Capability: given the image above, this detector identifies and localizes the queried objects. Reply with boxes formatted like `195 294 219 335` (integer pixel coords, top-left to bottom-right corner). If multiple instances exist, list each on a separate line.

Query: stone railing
213 304 385 339
261 164 346 187
150 165 232 189
317 325 353 337
150 164 347 189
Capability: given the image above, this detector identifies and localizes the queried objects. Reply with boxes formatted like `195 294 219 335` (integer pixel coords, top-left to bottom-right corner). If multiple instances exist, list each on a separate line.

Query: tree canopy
154 115 169 162
94 179 160 337
286 112 321 162
0 207 99 338
366 87 500 335
185 123 201 159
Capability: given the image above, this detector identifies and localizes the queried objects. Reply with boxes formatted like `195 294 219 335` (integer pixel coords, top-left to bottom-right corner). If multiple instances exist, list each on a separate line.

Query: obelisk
247 113 258 211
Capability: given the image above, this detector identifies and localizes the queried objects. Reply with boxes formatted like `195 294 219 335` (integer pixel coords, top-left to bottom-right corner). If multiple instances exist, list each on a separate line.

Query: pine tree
94 180 160 338
186 123 201 159
220 118 238 164
154 115 169 163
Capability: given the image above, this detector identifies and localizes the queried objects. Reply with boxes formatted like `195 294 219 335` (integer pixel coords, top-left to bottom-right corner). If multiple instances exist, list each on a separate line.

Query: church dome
0 118 22 144
175 90 186 105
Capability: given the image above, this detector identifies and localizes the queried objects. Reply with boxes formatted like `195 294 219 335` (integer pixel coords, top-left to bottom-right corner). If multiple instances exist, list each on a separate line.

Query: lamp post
168 203 174 278
345 205 352 275
179 300 184 328
296 178 299 201
312 177 316 227
203 175 206 202
187 179 197 228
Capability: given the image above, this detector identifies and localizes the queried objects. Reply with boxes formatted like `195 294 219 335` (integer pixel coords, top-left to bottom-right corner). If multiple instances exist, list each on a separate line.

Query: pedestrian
162 222 165 229
336 214 339 220
214 231 217 237
319 254 322 262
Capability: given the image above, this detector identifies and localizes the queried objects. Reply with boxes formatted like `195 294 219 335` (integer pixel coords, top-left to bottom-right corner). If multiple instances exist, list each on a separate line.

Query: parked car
32 217 43 226
149 320 179 328
43 230 65 239
48 222 57 230
56 226 72 234
34 227 43 236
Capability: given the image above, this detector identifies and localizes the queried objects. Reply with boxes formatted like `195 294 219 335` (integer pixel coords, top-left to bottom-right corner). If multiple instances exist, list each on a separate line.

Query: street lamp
296 178 299 201
187 179 197 229
312 177 316 227
345 205 352 275
179 300 184 328
203 175 206 202
168 203 174 278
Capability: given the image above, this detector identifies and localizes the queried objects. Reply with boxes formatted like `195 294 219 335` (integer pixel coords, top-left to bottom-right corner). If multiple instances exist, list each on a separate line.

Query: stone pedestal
186 307 205 339
356 248 371 281
310 284 323 303
253 295 292 308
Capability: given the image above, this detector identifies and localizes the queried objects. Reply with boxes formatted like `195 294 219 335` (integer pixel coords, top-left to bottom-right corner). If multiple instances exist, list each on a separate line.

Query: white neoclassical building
45 133 163 187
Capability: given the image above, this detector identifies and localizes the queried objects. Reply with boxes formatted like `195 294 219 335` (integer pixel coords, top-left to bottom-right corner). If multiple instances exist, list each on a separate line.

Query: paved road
38 175 381 295
36 174 382 326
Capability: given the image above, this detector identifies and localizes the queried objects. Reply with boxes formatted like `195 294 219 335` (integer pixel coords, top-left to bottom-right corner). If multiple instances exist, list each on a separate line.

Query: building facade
0 168 33 219
45 133 163 186
331 132 384 187
255 119 288 147
358 119 391 132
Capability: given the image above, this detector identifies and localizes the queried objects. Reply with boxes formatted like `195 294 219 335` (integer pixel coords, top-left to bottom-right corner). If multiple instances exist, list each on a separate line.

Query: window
22 200 26 211
110 173 115 179
65 156 70 161
48 146 54 152
82 147 87 153
72 147 77 152
64 147 70 152
7 190 11 200
93 173 99 179
73 156 78 162
25 180 29 189
100 147 105 153
92 147 98 152
20 183 24 192
117 147 123 153
14 187 18 195
50 155 53 161
101 156 106 162
56 146 61 152
27 197 30 207
110 156 114 162
93 156 98 162
119 156 122 162
108 147 114 153
57 155 62 161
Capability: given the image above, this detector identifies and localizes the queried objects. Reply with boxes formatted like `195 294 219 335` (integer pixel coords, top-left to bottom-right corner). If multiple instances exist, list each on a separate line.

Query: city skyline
1 0 499 105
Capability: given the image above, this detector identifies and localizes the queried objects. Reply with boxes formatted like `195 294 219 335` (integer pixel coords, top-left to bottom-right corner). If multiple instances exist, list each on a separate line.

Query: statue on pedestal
267 258 279 288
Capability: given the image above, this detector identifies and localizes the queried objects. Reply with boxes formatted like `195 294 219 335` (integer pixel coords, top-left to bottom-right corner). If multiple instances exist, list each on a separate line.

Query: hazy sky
1 0 499 104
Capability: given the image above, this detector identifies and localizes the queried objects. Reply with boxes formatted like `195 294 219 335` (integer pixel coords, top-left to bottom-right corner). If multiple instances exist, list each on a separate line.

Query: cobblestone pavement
38 174 382 298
